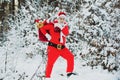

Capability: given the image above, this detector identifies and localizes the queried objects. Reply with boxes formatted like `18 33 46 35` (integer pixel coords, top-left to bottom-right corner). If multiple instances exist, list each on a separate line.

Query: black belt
48 42 65 50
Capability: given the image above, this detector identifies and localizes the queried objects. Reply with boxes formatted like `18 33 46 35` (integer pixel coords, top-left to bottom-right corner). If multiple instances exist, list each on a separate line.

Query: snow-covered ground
12 55 120 80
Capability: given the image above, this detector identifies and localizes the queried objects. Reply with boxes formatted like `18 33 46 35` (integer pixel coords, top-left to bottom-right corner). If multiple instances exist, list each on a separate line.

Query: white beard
54 23 66 43
54 23 64 29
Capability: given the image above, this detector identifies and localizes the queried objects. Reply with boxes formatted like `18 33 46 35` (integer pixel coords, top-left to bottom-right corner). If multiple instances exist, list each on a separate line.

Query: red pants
45 46 74 78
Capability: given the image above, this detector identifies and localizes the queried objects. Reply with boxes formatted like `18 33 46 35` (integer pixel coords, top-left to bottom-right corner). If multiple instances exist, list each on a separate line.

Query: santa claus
36 12 76 78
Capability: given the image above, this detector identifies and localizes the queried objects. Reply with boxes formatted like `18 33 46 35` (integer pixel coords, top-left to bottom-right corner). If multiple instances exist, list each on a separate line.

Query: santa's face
58 17 65 23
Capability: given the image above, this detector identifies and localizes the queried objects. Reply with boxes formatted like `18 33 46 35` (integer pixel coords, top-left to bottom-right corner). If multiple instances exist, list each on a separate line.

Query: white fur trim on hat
59 14 66 18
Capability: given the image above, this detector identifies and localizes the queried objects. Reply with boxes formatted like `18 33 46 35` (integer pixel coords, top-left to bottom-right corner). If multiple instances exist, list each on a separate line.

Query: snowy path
15 55 119 80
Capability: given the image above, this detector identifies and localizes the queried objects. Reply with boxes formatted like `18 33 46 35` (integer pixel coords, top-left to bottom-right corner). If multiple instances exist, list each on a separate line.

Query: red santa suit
40 12 74 78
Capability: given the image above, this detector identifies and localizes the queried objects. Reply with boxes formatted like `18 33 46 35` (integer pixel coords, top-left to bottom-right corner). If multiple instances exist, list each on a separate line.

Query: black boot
67 72 77 77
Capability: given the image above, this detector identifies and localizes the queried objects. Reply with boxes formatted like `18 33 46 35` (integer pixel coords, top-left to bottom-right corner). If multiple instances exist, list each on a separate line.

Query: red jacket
40 20 69 45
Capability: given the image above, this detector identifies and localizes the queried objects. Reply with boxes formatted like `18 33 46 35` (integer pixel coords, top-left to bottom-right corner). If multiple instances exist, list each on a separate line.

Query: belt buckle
57 44 62 50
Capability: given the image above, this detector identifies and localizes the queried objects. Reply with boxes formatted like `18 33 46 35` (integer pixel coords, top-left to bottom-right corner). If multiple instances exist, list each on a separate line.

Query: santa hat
57 12 66 19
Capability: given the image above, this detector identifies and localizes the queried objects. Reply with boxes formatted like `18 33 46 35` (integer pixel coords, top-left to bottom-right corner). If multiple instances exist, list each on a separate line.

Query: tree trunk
13 0 19 15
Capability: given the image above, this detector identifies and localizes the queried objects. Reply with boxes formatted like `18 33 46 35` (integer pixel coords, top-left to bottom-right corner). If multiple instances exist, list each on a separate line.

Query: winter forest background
0 0 120 80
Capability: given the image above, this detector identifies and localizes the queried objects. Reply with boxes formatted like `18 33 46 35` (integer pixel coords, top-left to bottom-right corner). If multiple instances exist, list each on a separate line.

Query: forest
0 0 120 80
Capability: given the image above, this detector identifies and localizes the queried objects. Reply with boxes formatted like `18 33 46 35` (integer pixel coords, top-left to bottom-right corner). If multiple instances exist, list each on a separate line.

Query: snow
8 56 119 80
0 0 120 80
16 56 42 77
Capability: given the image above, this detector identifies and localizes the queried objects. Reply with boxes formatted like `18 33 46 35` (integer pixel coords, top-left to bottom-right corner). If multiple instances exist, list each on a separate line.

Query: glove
37 22 44 28
34 19 44 28
54 27 61 33
45 34 51 41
